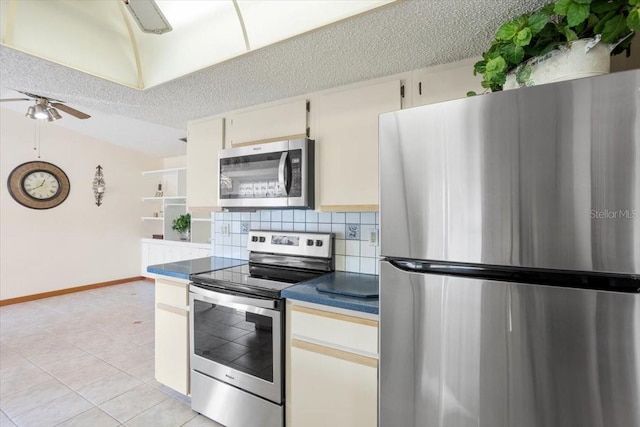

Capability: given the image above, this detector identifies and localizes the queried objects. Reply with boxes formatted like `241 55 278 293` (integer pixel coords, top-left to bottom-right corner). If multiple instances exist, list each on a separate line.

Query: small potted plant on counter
172 213 191 241
470 0 640 93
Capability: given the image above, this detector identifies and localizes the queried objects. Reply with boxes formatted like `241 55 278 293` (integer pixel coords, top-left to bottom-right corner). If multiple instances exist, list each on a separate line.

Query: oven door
218 138 312 208
189 284 283 404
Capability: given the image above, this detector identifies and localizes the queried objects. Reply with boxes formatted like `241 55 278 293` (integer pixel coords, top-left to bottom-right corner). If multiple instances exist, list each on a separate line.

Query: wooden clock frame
7 161 71 209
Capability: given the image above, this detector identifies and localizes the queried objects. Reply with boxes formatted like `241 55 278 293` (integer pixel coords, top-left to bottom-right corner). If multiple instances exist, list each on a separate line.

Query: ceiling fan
0 91 91 121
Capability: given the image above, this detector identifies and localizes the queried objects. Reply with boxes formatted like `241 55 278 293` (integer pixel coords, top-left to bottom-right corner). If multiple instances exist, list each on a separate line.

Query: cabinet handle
158 279 188 289
157 303 188 317
292 339 377 368
418 82 422 95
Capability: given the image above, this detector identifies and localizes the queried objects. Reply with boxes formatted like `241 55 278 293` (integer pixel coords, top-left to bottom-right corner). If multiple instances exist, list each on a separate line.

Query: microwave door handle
278 152 290 196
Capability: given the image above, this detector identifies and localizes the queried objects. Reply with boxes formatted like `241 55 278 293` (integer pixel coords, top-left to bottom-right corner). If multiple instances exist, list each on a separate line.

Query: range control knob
306 239 314 246
315 240 323 247
259 237 266 243
251 236 258 242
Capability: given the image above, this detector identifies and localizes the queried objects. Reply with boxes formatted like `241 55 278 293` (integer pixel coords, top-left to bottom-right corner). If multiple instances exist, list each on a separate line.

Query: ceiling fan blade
0 98 31 102
51 102 91 119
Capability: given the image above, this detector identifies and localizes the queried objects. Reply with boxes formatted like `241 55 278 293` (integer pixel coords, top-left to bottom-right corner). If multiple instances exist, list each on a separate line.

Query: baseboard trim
0 276 147 306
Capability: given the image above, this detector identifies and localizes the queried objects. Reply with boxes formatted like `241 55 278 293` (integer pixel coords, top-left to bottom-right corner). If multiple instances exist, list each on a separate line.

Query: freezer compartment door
379 261 640 427
378 70 640 274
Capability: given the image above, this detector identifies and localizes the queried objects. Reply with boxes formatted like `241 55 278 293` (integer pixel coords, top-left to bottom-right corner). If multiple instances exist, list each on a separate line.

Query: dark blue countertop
282 272 379 315
147 257 247 280
149 257 379 315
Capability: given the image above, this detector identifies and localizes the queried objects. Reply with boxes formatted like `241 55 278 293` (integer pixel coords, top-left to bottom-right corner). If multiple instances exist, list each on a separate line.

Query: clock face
7 161 70 209
23 171 61 200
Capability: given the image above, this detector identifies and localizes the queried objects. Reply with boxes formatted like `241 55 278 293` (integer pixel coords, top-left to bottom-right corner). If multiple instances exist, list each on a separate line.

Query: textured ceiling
0 0 549 157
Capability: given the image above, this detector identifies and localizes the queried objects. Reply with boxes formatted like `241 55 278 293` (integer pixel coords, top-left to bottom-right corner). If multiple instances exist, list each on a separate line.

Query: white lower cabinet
287 302 378 427
155 278 190 395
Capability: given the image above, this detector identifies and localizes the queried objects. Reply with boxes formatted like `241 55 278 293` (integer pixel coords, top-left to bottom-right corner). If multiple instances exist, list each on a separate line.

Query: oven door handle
190 285 277 310
278 151 290 196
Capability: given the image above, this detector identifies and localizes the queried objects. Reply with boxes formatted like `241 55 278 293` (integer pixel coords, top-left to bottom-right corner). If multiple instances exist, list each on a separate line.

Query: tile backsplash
211 210 380 275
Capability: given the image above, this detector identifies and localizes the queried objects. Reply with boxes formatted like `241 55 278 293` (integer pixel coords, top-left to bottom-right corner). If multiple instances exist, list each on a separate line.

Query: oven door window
192 299 274 382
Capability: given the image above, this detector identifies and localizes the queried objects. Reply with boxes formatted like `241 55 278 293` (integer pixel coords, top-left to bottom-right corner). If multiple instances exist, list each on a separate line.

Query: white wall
0 109 162 300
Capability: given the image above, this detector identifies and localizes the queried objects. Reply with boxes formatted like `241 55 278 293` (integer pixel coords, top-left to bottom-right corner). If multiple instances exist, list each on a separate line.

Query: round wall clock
7 161 70 209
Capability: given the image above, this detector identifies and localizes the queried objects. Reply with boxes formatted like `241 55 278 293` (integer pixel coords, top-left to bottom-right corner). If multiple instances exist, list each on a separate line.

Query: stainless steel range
189 230 334 427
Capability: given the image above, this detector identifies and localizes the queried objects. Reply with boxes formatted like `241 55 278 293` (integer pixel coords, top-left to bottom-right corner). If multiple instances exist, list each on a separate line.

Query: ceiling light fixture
33 101 48 119
47 107 62 121
25 99 61 122
123 0 172 35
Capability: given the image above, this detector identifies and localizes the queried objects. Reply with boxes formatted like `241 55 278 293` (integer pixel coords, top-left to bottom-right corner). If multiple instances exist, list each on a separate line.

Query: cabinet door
412 57 483 107
141 241 150 277
225 99 307 147
187 116 224 209
155 303 189 395
316 80 401 211
290 341 377 427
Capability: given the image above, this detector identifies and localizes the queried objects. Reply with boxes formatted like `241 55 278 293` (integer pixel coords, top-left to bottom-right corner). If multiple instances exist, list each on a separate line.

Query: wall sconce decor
92 165 105 206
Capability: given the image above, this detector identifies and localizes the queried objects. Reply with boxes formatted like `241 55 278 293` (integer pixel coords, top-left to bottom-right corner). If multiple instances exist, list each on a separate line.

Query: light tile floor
0 280 221 427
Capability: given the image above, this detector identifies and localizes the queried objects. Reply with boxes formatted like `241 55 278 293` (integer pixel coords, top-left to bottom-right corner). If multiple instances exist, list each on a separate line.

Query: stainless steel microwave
218 138 314 209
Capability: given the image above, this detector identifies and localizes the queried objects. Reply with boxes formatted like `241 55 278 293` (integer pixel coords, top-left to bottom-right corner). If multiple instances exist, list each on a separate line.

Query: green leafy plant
470 0 640 94
171 213 191 234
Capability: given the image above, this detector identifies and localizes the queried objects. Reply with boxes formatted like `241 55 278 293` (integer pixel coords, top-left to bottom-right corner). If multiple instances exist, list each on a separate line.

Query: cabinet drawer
290 305 378 356
156 278 189 308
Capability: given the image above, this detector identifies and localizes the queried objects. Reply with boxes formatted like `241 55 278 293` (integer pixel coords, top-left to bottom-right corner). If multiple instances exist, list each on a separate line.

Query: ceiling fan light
25 105 36 119
48 107 62 121
33 103 48 120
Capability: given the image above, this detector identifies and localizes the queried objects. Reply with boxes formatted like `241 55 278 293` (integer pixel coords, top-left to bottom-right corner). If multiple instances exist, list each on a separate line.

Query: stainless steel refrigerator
379 69 640 427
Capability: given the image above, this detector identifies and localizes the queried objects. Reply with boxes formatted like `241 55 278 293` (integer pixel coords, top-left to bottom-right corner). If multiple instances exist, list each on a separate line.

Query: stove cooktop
190 264 319 299
190 231 334 299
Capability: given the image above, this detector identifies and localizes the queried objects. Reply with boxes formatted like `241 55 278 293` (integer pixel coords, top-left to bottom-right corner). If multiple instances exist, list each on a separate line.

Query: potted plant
172 213 191 241
471 0 640 93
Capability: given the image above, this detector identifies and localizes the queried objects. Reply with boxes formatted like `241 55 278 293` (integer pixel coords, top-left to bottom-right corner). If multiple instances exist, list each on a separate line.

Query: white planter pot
504 37 613 90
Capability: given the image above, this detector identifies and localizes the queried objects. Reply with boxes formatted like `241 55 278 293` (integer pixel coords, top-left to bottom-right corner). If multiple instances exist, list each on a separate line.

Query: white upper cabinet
411 57 483 106
186 116 224 209
183 60 483 213
315 79 401 212
225 99 308 147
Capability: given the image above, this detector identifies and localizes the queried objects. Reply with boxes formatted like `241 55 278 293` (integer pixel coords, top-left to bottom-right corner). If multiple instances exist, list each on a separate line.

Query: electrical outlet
221 224 231 237
368 228 379 246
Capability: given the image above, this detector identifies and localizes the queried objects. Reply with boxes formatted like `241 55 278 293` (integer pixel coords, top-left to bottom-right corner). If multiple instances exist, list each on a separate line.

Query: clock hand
30 180 46 190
